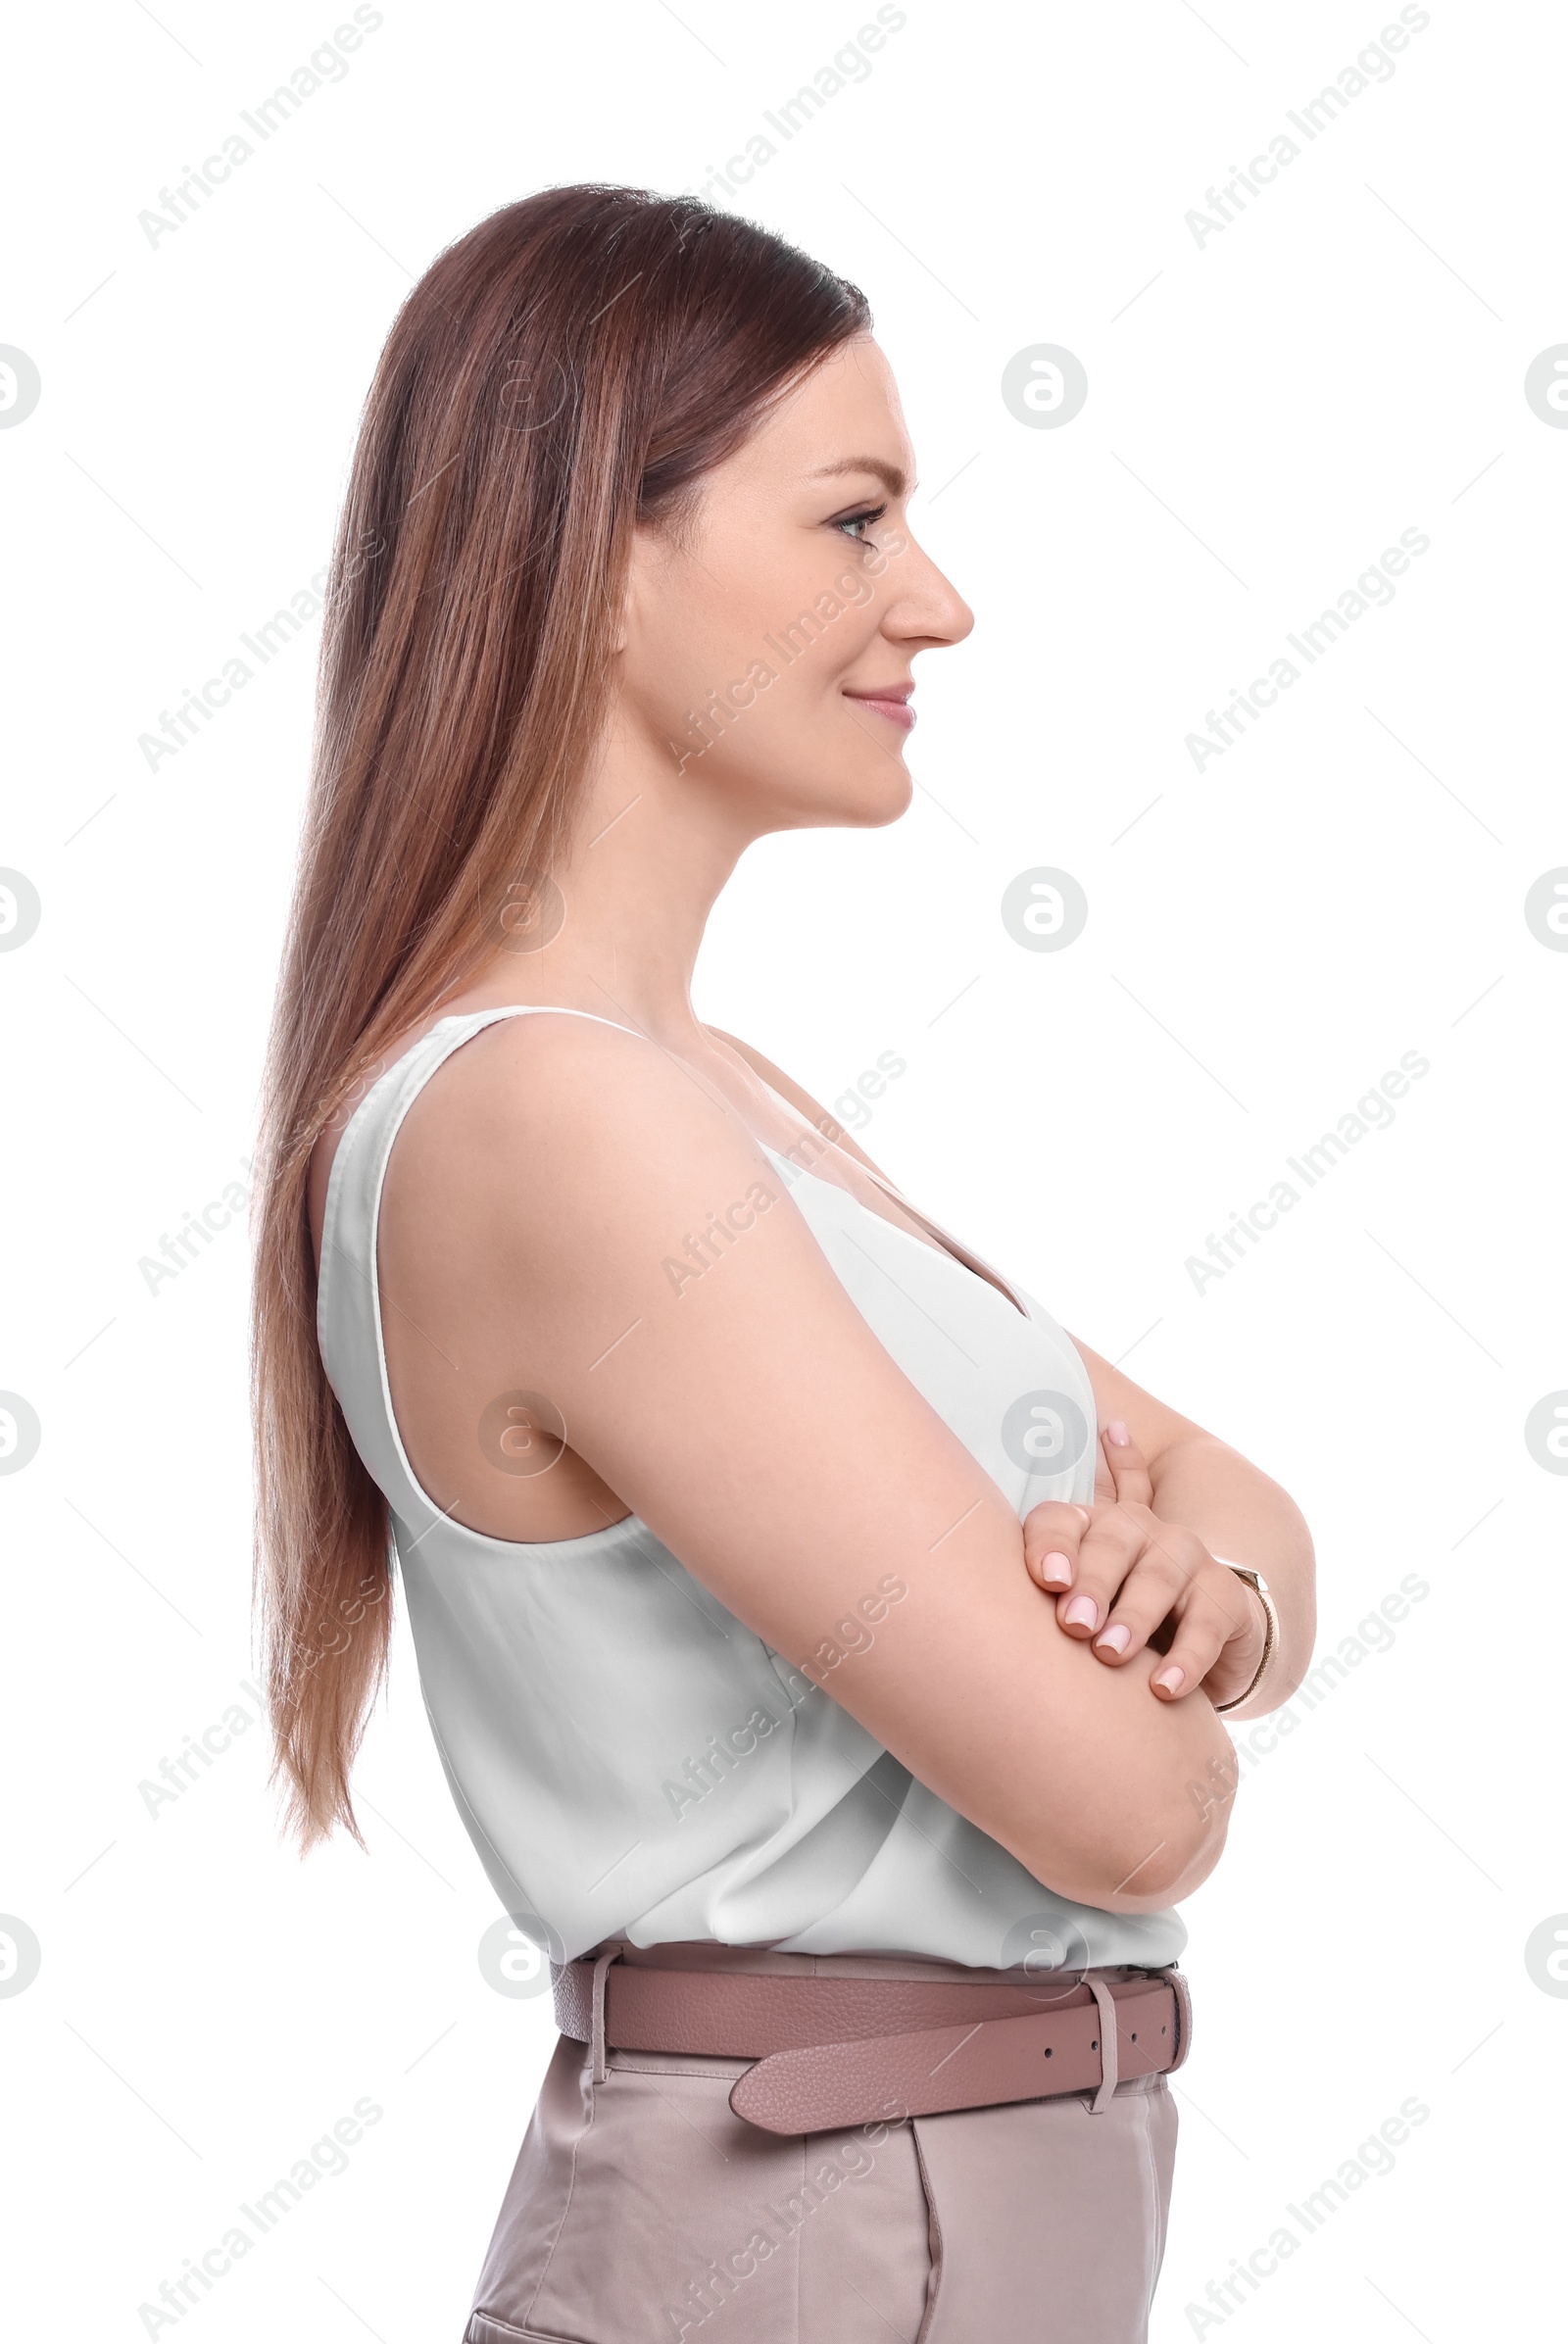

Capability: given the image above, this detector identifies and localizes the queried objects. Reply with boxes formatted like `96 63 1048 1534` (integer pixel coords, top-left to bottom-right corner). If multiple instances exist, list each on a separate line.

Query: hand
1021 1419 1268 1705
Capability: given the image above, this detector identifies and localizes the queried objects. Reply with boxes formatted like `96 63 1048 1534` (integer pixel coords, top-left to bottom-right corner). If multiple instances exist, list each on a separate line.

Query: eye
834 503 887 544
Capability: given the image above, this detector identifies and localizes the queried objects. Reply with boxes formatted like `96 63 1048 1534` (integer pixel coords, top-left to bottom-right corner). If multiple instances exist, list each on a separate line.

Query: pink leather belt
552 1953 1192 2135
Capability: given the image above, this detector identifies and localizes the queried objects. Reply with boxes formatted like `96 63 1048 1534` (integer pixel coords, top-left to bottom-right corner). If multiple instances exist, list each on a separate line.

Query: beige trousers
464 1948 1179 2343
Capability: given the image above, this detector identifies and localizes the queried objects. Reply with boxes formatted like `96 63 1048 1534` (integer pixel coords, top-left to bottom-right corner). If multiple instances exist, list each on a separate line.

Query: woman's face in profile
616 333 974 833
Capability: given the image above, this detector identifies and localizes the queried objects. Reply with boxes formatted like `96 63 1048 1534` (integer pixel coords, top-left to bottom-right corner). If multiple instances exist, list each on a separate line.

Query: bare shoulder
701 1022 898 1184
306 1008 654 1271
387 1006 769 1258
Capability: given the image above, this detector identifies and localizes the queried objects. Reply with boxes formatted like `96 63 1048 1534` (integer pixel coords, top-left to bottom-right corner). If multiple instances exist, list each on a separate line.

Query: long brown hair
252 185 870 1850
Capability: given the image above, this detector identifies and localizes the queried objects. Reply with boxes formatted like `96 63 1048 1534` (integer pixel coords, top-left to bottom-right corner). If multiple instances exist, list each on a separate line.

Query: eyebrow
808 457 913 500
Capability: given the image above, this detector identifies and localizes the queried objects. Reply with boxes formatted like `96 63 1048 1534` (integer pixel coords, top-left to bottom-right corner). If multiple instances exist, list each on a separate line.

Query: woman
252 185 1314 2342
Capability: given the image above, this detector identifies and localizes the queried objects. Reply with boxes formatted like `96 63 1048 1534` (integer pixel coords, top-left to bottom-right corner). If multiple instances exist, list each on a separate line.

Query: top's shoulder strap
315 1004 644 1527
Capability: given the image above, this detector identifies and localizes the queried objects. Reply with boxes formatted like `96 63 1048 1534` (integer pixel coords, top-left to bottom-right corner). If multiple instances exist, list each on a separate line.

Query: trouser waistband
552 1941 1192 2134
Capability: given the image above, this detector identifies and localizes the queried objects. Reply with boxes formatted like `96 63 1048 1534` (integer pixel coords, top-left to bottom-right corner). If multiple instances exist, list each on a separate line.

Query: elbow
1022 1803 1232 1918
1064 1747 1239 1916
1108 1799 1231 1912
1011 1684 1244 1917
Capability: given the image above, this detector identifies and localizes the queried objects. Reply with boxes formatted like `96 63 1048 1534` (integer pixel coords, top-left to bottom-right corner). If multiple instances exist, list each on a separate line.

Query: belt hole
1131 2031 1138 2042
1090 2039 1098 2051
1043 2047 1053 2059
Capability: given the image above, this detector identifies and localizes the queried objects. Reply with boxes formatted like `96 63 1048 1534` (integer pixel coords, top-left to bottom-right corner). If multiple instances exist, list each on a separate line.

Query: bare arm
704 1026 1315 1720
702 1027 1313 1721
392 1016 1241 1913
1047 1343 1316 1720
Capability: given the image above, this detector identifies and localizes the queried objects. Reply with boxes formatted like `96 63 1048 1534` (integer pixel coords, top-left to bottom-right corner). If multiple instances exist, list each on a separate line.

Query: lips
843 685 915 734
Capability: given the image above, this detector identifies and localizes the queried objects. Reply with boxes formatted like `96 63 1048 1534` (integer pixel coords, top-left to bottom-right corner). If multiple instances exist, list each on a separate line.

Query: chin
790 757 913 831
856 762 915 828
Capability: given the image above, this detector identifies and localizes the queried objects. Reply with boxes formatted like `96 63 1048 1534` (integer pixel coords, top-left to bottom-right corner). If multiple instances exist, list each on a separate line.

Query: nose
879 524 974 652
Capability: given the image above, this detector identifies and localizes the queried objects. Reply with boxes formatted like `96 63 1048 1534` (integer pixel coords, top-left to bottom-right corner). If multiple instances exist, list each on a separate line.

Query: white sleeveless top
318 1006 1186 1974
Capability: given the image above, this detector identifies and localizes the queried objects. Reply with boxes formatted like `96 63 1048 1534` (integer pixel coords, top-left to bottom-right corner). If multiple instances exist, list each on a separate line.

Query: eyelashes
834 502 888 547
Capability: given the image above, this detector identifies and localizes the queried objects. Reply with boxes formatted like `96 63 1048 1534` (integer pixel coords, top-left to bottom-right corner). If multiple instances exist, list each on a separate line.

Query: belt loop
589 1946 622 2085
1165 1967 1194 2073
1087 1976 1119 2114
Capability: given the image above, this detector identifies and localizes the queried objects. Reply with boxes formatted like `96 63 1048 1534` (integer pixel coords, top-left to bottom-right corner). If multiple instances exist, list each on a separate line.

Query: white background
3 0 1564 2336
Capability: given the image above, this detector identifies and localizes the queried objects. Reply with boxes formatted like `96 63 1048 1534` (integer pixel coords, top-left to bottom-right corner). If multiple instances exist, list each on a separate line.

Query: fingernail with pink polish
1063 1595 1099 1632
1039 1551 1073 1588
1096 1624 1132 1656
1106 1419 1130 1446
1153 1665 1185 1694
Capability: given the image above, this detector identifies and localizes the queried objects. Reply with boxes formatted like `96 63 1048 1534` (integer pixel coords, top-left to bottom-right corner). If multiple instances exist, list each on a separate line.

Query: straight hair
250 185 870 1848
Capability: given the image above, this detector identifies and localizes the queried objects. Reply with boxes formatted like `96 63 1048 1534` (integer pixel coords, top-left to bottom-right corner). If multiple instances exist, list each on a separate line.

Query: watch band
1209 1563 1280 1715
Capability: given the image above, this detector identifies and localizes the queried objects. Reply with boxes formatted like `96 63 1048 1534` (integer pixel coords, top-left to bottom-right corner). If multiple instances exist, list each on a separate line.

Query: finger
1086 1544 1192 1666
1055 1511 1143 1639
1101 1418 1154 1510
1150 1619 1229 1699
1021 1499 1091 1591
1150 1572 1256 1700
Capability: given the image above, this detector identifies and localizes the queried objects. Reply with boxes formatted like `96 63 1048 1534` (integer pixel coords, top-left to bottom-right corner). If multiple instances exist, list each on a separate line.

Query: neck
463 705 763 1051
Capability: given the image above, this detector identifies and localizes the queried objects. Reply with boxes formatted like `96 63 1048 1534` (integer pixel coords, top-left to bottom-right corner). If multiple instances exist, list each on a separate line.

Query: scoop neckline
758 1140 1028 1321
341 1004 1030 1323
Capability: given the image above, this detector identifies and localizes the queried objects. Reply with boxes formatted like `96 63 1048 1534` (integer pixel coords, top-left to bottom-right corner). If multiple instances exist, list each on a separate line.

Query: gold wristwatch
1210 1564 1280 1715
